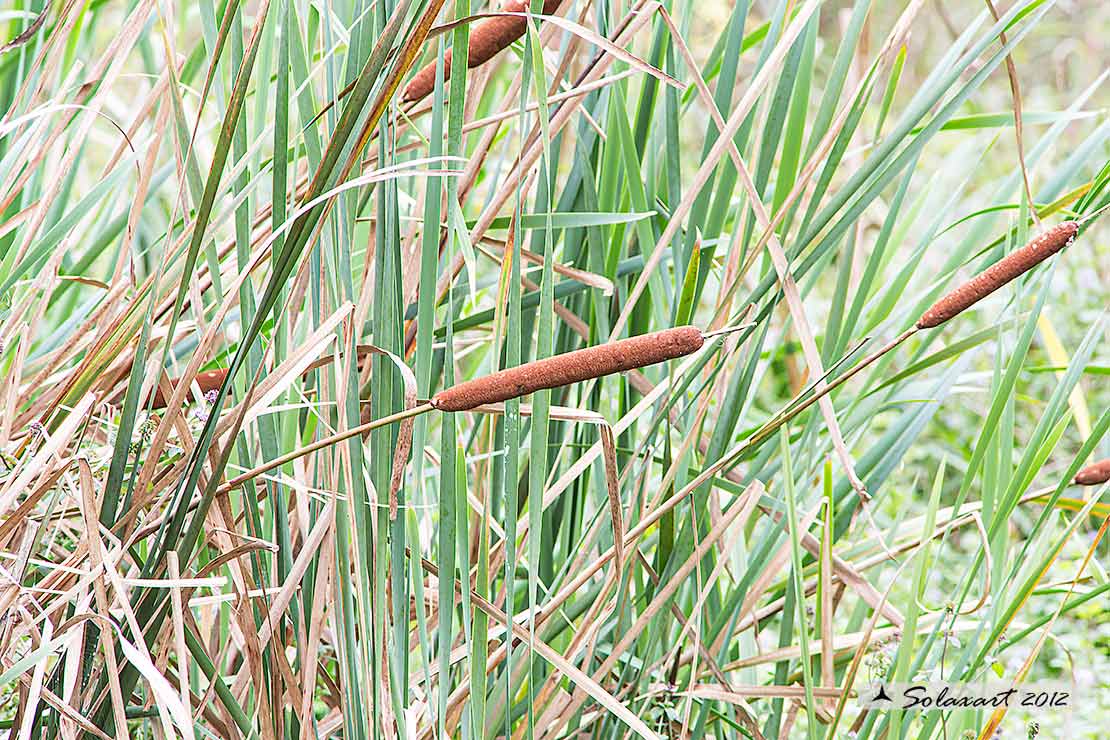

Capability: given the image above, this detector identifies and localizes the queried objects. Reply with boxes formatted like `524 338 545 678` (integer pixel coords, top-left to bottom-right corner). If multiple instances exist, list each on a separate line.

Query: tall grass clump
0 1 1107 739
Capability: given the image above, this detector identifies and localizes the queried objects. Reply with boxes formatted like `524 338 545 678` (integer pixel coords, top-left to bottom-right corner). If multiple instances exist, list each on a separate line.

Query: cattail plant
402 0 563 104
916 221 1079 329
431 325 705 410
756 222 1087 437
220 326 710 492
1074 458 1110 485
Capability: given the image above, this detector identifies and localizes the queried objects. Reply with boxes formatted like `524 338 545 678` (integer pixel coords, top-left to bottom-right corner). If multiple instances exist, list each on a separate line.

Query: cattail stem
1077 201 1110 226
700 321 756 339
403 0 563 104
750 328 917 448
916 221 1079 329
218 403 433 493
1075 458 1110 486
431 326 706 411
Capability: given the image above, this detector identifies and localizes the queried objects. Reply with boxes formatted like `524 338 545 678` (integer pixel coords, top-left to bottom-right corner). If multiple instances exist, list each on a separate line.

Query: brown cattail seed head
149 368 228 408
403 0 562 104
916 221 1079 330
1075 458 1110 486
431 326 705 412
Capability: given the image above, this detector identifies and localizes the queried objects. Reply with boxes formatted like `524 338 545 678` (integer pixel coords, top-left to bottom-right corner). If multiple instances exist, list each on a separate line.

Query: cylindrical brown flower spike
916 221 1079 329
403 0 563 104
150 369 227 408
432 326 705 412
1075 458 1110 486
